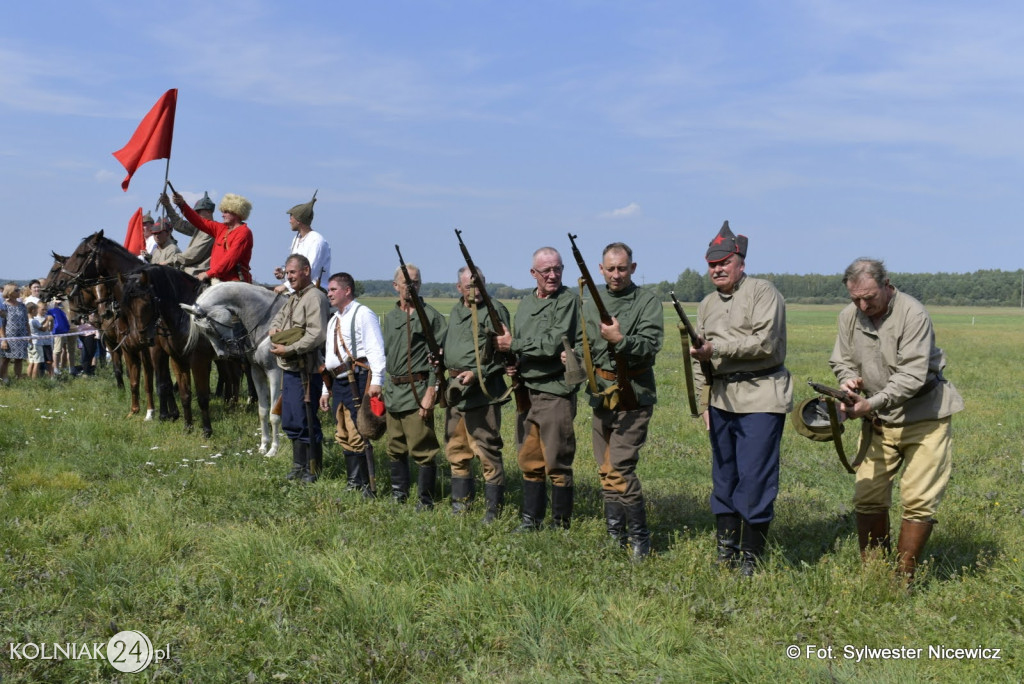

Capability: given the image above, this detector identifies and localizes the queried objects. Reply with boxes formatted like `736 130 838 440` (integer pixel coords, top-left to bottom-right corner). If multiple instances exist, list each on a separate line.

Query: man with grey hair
830 257 964 583
496 246 581 531
691 222 792 576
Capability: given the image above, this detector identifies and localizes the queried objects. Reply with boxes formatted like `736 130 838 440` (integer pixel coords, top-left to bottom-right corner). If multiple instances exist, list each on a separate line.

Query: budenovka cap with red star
705 220 748 263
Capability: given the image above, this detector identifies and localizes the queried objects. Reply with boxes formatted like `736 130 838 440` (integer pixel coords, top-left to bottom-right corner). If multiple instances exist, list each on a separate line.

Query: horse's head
182 300 248 358
121 270 158 346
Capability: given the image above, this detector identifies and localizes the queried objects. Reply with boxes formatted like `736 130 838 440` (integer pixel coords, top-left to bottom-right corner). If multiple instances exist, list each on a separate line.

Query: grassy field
1 301 1022 682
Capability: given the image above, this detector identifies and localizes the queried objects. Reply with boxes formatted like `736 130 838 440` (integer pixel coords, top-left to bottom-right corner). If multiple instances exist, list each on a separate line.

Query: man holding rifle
382 263 446 511
577 240 663 559
496 247 581 531
690 222 792 576
443 266 512 521
830 257 963 583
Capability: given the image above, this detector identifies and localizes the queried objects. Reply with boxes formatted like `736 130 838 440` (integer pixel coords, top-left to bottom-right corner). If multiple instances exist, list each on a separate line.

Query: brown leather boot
896 519 934 583
856 511 891 560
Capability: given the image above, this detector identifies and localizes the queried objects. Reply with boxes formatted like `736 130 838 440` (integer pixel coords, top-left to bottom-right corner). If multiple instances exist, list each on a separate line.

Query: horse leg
192 349 213 438
141 348 156 421
154 345 179 421
268 365 283 459
126 351 141 417
111 347 125 390
171 355 194 433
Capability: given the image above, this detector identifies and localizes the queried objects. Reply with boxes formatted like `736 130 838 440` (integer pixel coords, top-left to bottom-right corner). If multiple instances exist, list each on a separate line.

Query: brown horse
47 232 157 418
121 265 215 436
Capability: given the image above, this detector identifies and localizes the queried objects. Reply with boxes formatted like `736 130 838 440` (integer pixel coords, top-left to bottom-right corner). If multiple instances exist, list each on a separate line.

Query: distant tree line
355 269 1024 307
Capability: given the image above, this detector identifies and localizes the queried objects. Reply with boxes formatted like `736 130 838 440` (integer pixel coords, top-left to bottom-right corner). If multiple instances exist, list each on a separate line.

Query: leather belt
715 364 783 384
595 366 651 381
390 371 429 385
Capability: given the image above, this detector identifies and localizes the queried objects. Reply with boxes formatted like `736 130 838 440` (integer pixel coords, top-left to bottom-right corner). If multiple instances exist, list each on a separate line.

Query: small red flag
124 208 145 255
112 89 177 191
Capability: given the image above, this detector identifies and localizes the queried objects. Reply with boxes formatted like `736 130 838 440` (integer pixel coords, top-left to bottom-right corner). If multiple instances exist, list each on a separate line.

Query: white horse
182 283 286 457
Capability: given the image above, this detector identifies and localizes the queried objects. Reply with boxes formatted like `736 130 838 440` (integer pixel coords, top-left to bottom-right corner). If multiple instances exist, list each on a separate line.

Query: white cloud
599 202 641 219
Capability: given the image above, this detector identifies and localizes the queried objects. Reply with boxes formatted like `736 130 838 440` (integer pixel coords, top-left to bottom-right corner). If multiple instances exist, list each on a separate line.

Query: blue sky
2 0 1023 288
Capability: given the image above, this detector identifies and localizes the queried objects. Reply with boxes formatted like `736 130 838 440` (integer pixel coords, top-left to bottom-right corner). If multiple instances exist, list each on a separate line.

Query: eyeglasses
532 266 564 276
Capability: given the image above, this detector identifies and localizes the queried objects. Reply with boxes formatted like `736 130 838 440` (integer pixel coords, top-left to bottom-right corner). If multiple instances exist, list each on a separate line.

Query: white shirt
287 230 332 290
322 300 386 394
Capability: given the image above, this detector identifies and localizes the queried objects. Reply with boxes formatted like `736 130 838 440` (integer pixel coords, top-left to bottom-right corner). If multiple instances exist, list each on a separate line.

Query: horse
182 282 286 457
44 234 155 412
121 265 216 437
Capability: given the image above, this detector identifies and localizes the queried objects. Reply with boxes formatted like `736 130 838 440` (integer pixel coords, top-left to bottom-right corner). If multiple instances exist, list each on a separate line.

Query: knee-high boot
389 458 410 503
482 483 505 524
416 462 437 511
604 500 628 548
550 484 574 530
624 499 651 561
856 511 891 560
715 513 741 567
896 519 934 583
739 521 770 577
451 476 475 514
287 441 307 481
515 480 546 532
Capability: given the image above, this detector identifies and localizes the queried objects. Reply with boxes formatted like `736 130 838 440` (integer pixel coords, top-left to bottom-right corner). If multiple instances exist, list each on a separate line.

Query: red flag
124 208 145 254
112 89 177 191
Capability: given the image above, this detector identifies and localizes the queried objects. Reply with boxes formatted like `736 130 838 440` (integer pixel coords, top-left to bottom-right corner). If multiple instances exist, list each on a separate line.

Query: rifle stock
394 245 447 408
567 233 639 411
454 229 530 413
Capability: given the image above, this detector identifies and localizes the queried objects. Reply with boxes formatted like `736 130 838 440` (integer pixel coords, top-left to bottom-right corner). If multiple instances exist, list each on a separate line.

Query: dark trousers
281 369 324 444
709 407 784 525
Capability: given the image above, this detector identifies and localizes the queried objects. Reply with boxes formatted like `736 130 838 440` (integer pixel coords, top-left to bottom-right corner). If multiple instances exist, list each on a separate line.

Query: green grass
1 304 1022 682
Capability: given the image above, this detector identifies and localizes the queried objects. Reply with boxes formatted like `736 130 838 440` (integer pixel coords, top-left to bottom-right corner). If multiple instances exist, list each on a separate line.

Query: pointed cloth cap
142 211 155 225
705 220 748 263
193 191 216 212
287 190 317 227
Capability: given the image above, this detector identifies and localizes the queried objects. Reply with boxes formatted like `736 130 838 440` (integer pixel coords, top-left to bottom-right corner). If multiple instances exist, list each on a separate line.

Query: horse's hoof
144 410 154 421
202 428 213 439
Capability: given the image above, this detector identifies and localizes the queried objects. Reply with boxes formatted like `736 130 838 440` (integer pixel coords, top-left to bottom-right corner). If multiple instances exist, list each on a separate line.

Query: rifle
807 380 859 407
394 245 447 408
669 292 712 417
454 229 530 413
567 233 639 411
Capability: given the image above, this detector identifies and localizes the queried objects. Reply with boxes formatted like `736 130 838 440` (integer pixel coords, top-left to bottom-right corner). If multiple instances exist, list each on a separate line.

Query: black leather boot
286 441 307 481
715 513 741 567
624 499 651 561
482 483 505 524
302 441 322 484
389 458 410 503
450 477 475 514
739 521 770 577
550 484 574 530
416 462 437 511
604 500 628 548
515 480 547 532
344 452 362 491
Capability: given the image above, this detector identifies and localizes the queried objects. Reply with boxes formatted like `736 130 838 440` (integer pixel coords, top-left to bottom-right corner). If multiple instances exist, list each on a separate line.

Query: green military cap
790 397 844 442
142 211 155 225
287 190 318 227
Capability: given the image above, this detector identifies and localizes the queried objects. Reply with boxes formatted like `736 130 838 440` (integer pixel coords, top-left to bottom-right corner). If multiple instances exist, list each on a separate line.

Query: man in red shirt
169 190 254 283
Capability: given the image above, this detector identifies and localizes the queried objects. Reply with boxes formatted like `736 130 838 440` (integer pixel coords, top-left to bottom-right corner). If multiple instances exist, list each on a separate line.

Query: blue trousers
281 370 324 444
708 407 785 525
